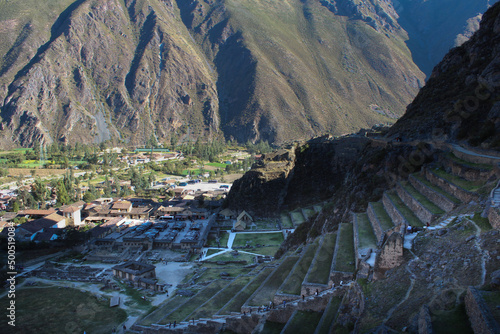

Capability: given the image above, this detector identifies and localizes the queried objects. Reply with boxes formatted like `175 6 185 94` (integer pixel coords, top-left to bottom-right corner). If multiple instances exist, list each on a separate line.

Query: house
233 220 246 231
237 211 253 225
18 209 56 219
15 213 66 242
219 208 236 220
61 206 82 226
112 261 156 281
111 201 132 213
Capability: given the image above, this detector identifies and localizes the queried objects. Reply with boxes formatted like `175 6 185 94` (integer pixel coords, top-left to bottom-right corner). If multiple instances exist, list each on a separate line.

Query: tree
56 180 70 206
32 179 49 203
11 200 20 213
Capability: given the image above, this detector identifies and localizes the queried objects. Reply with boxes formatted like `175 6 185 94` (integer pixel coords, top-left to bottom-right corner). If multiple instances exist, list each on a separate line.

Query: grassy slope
223 0 423 142
0 287 127 334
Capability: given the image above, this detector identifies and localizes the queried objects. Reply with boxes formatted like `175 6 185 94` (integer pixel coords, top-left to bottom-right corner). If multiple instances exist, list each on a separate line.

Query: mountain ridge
0 0 492 148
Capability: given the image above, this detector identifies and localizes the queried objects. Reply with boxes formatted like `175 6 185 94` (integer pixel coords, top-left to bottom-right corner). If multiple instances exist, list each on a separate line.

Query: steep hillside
0 0 492 148
0 0 426 148
388 3 500 150
227 1 500 225
396 0 491 77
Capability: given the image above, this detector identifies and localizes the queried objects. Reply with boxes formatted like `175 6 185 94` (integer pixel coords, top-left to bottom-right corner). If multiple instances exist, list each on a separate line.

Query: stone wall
396 183 437 224
439 155 496 182
382 192 408 227
423 168 479 204
465 286 500 334
450 147 500 166
366 204 384 246
374 232 404 272
488 207 500 230
352 213 360 268
409 174 456 212
330 271 355 286
301 282 330 298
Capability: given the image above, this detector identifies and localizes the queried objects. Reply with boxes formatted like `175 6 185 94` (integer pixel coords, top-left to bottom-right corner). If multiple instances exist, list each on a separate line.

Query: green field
219 267 274 314
160 280 230 324
283 310 323 334
280 213 293 228
356 213 377 249
206 162 228 168
189 276 253 319
233 232 284 247
0 287 127 334
307 233 336 285
247 256 299 306
280 240 320 295
334 224 355 273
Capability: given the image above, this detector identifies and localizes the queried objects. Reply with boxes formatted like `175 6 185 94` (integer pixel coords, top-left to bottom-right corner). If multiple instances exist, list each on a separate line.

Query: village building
233 211 253 231
112 261 156 282
61 205 82 226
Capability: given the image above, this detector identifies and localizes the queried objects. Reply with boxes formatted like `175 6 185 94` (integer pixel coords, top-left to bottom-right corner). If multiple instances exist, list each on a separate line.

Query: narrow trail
465 217 487 286
382 249 419 324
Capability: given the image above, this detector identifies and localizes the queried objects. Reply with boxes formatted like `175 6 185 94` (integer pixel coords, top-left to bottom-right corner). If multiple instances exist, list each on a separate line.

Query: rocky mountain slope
227 2 500 223
396 0 491 77
0 0 479 148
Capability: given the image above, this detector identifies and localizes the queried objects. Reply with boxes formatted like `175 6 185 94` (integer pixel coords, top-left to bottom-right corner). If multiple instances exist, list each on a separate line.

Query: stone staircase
132 150 499 334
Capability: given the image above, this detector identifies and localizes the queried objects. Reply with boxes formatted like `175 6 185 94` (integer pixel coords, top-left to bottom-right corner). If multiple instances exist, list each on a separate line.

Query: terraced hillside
132 144 500 334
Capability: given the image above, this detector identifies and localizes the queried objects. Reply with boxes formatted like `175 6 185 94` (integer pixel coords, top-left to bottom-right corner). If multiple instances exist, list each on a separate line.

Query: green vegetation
140 295 190 326
356 213 377 249
189 276 253 319
282 310 323 334
206 231 230 248
160 280 230 324
432 168 485 192
470 212 492 231
446 152 494 170
307 233 337 284
334 224 355 273
401 182 445 215
431 304 474 334
280 240 320 295
0 287 127 334
386 191 424 227
315 296 342 334
412 174 461 204
247 257 299 306
260 321 286 334
209 252 255 263
232 232 284 247
280 213 293 228
290 210 306 226
302 208 316 220
371 202 395 231
219 267 274 314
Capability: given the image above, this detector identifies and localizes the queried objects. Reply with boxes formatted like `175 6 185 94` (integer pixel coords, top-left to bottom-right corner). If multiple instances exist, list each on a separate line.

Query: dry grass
8 168 67 177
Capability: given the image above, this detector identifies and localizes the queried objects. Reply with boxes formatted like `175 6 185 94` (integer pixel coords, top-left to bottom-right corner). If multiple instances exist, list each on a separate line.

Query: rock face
0 0 426 147
388 2 500 150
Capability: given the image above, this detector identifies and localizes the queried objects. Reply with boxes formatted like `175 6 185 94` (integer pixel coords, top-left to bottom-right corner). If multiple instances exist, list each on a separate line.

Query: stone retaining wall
352 213 360 268
423 168 479 204
382 192 408 227
439 155 496 182
366 204 384 246
488 207 500 230
409 174 456 212
396 183 437 224
465 286 500 334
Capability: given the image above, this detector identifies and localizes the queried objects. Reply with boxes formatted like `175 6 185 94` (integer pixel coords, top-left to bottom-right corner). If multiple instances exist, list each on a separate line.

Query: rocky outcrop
388 2 500 150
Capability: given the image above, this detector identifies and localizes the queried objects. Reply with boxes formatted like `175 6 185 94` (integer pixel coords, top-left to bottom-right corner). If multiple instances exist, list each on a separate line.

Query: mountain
227 1 500 219
0 0 491 148
395 0 491 77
